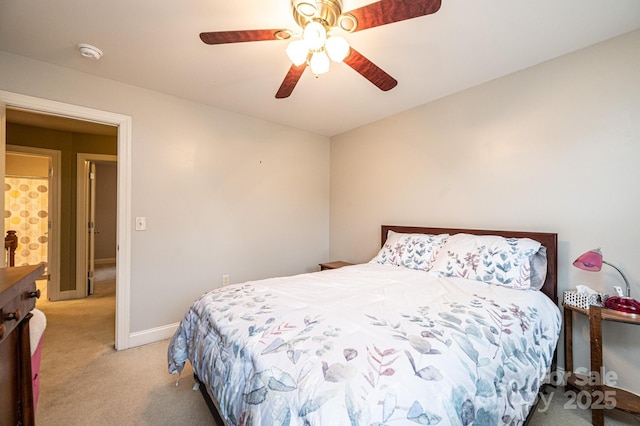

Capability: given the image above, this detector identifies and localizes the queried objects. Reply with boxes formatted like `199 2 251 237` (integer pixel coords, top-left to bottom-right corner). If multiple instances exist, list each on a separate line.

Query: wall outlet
222 275 230 286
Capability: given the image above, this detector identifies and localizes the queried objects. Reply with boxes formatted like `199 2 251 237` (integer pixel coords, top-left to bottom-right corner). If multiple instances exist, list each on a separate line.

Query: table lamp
573 248 640 314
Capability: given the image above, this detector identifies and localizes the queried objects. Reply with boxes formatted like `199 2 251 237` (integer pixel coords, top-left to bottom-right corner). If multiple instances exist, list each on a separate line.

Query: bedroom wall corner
329 29 640 395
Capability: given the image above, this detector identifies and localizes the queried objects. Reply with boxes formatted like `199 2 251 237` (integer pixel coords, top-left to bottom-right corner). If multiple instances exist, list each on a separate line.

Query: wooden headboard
381 225 558 303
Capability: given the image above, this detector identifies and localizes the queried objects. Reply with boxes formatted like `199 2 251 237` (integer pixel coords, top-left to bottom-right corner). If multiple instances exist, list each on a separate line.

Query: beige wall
6 152 48 176
330 29 640 395
0 50 331 334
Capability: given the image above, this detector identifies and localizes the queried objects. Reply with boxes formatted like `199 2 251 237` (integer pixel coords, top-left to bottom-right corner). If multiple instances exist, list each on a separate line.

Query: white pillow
529 245 548 291
430 233 542 290
370 230 449 272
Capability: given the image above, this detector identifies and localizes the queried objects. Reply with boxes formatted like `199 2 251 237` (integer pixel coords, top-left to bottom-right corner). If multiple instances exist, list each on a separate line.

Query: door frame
0 90 132 350
76 154 118 298
1 102 6 266
6 145 62 300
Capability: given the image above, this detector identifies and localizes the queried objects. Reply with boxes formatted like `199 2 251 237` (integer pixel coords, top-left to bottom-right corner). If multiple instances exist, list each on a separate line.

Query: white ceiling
1 0 639 137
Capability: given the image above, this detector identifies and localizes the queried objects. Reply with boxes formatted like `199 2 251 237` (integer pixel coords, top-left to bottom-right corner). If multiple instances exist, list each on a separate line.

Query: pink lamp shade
573 248 603 272
573 247 638 313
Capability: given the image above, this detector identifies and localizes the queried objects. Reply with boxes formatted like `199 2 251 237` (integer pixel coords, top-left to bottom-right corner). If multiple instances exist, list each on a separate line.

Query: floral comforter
168 263 561 425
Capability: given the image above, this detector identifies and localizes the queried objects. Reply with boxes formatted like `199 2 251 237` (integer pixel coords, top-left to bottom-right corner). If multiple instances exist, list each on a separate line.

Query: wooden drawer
0 270 38 342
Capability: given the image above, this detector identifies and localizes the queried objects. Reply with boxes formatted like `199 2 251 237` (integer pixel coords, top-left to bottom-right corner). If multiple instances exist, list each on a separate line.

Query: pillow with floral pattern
429 233 542 289
370 231 449 271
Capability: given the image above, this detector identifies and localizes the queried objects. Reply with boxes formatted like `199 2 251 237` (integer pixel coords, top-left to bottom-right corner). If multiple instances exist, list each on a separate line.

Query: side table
319 261 353 271
563 302 640 425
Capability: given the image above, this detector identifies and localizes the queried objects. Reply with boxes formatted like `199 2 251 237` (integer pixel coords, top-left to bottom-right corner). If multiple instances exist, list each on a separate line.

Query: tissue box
563 290 607 310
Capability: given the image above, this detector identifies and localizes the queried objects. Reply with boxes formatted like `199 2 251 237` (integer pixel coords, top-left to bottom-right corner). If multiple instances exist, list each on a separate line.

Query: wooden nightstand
319 261 353 271
563 302 640 425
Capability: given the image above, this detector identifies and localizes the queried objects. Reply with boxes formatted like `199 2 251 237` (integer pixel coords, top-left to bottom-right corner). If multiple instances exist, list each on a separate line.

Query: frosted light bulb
303 21 327 50
309 51 330 75
325 36 350 62
286 40 308 66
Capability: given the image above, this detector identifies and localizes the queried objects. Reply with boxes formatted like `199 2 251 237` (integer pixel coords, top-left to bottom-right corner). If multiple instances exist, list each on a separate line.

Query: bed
168 225 561 425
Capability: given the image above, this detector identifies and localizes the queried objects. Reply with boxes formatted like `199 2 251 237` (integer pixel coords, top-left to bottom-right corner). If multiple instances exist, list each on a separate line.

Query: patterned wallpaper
4 177 49 267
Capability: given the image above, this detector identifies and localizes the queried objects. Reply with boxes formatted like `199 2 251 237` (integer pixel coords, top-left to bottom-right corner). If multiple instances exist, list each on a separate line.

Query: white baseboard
95 258 116 265
129 322 179 348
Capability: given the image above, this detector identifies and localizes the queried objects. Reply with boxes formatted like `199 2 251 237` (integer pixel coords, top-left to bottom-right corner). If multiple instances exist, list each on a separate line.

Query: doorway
4 146 61 299
76 154 118 297
0 90 133 350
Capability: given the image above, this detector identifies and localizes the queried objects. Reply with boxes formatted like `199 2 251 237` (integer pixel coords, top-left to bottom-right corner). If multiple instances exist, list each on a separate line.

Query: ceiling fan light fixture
303 21 327 50
309 50 330 75
199 0 443 98
325 36 349 62
286 40 309 66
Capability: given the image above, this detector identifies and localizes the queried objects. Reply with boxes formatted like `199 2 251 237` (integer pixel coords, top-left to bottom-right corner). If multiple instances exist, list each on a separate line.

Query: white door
77 153 117 297
87 161 96 295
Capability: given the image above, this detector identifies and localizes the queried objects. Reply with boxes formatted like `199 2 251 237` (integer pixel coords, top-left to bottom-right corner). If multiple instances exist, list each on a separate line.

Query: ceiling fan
200 0 442 98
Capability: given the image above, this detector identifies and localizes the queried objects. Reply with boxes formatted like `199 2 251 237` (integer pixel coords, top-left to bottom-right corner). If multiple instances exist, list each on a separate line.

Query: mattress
169 263 561 425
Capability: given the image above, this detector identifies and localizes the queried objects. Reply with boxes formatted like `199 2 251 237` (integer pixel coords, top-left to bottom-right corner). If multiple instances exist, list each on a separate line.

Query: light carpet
34 264 211 426
33 265 639 425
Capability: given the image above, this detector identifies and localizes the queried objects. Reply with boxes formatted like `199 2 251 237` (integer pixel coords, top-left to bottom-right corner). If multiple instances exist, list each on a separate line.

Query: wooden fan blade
275 64 307 99
343 48 397 92
200 29 285 45
346 0 442 32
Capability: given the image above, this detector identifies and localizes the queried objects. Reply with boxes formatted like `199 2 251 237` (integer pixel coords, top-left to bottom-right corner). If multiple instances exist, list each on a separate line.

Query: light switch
135 216 146 231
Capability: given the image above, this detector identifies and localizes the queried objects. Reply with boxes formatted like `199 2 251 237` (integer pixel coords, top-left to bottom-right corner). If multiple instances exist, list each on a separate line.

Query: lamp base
604 296 640 314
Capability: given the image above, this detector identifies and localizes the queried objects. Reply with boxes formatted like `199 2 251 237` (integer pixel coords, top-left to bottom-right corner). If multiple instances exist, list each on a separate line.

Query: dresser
0 264 44 426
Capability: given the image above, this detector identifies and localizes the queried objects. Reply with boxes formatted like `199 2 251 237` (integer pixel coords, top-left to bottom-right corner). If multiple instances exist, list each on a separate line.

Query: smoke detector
77 43 103 60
